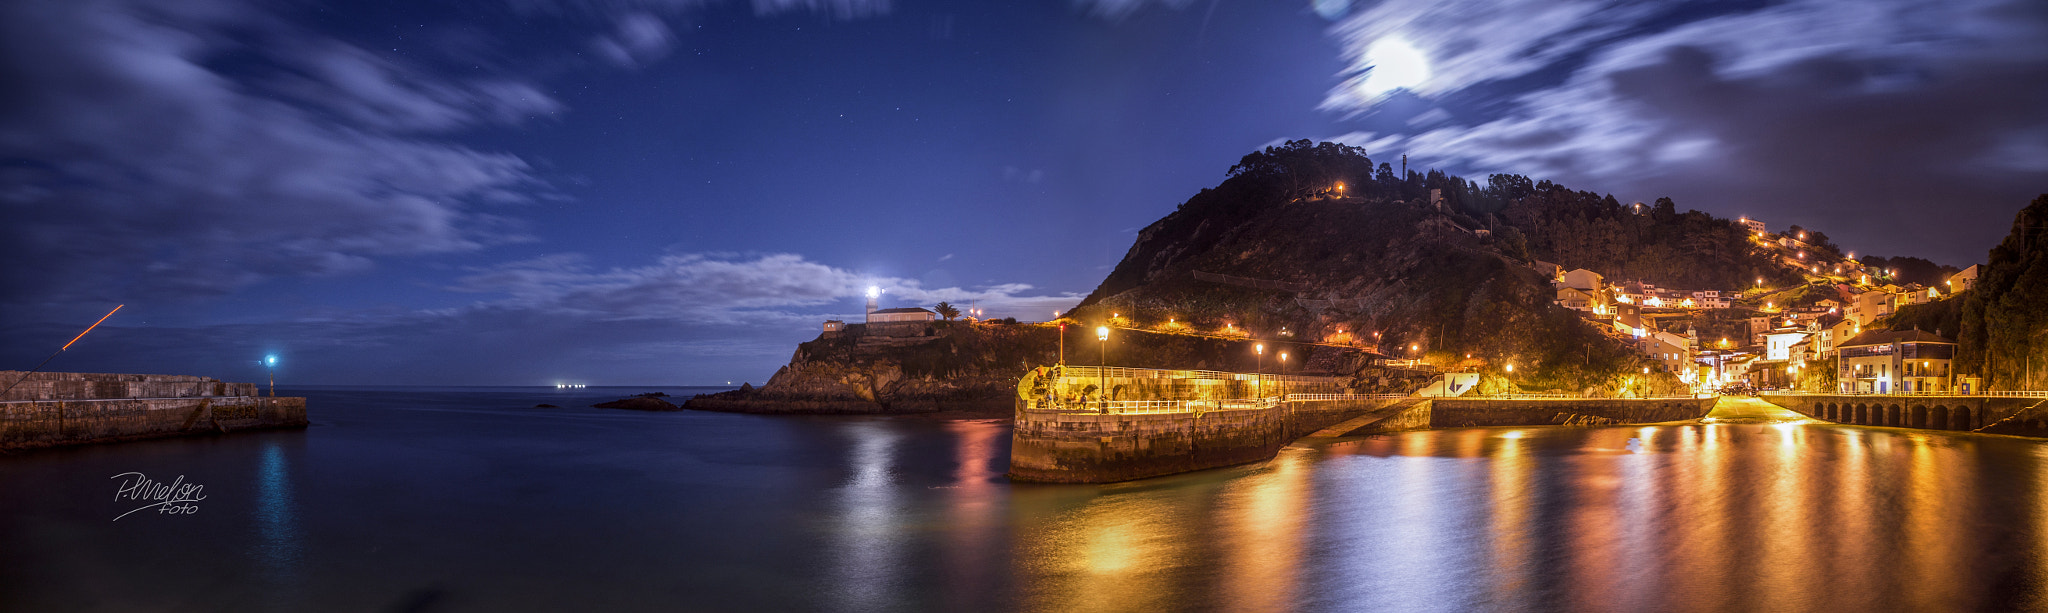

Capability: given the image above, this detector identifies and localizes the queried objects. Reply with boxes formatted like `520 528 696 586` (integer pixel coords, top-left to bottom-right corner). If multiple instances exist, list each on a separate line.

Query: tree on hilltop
1226 139 1375 201
934 302 960 321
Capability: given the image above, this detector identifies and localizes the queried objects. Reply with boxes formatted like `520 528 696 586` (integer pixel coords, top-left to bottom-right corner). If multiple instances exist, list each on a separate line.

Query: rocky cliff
695 141 1779 415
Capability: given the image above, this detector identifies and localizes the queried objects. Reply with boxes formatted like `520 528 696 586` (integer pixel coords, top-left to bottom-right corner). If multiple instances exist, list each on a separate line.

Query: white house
1764 329 1811 361
867 307 936 324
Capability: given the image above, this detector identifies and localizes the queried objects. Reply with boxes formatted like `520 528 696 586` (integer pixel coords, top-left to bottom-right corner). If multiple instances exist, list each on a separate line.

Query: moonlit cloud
1322 0 2048 265
451 252 1082 324
1353 37 1432 99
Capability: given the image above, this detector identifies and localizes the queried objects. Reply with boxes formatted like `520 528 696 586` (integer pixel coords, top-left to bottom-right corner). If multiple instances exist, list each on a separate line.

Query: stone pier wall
0 372 306 451
1008 398 1398 483
1010 396 1718 484
1430 398 1716 428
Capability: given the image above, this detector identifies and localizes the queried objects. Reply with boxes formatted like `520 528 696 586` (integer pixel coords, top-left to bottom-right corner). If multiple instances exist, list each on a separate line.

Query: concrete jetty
0 371 307 451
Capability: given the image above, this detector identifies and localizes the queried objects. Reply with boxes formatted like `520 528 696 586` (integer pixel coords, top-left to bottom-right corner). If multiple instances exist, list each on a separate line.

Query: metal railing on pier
1055 365 1341 385
1034 398 1282 415
1284 393 1409 401
1762 390 2048 398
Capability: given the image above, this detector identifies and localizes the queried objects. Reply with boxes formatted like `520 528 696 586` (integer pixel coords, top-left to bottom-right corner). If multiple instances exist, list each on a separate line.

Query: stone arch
1957 406 1976 430
1890 404 1905 427
1911 404 1929 429
1855 404 1868 425
1826 403 1839 421
1931 405 1951 430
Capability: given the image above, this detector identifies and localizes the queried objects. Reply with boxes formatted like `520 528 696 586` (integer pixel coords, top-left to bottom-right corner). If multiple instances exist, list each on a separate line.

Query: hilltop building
1950 264 1980 292
868 307 936 324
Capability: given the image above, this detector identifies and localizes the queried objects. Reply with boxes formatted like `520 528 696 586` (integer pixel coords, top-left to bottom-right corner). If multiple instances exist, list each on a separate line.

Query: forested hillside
1958 194 2048 390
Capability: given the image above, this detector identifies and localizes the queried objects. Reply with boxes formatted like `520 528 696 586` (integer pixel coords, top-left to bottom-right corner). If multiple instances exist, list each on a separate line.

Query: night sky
3 0 2044 385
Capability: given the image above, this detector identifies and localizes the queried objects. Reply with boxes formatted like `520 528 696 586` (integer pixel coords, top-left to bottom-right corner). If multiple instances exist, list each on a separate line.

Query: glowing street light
1254 343 1265 398
1096 326 1111 412
263 354 278 397
1506 363 1514 373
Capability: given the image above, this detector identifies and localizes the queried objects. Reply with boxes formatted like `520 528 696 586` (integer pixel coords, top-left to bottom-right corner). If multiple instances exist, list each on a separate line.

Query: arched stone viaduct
1760 394 2048 435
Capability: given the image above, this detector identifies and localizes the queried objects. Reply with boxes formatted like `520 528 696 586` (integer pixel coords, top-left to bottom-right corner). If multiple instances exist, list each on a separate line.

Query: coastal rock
593 394 681 411
534 403 560 408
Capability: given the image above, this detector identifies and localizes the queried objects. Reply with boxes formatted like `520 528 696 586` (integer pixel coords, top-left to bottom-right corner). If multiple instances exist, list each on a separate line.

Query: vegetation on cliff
1957 194 2048 390
1067 140 1802 394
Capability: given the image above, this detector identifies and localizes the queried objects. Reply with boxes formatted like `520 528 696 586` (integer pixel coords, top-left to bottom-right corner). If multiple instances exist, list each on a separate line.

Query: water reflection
1485 428 1533 610
1016 492 1163 612
828 421 904 612
1216 448 1309 612
254 442 303 596
17 389 2048 611
940 420 1009 611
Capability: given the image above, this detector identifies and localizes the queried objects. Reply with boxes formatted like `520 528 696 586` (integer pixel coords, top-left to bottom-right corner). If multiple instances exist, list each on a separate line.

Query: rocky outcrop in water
594 393 680 411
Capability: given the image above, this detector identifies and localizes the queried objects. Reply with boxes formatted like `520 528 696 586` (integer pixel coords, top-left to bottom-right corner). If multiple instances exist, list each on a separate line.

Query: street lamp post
1255 343 1264 399
263 354 278 397
1096 326 1110 412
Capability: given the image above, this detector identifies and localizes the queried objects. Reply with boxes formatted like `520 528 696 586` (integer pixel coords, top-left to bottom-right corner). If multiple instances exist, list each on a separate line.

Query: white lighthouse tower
865 286 880 322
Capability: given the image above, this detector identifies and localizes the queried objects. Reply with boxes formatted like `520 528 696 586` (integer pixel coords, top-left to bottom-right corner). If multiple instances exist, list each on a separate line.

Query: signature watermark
110 472 206 520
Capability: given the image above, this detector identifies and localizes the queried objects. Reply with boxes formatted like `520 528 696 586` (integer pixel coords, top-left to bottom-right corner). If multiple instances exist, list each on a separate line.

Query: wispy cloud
0 251 1080 384
451 252 1082 323
0 0 913 308
0 0 555 303
1321 0 2048 263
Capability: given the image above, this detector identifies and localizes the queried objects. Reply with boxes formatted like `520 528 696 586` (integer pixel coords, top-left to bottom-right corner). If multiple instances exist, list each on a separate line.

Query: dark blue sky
3 0 2044 385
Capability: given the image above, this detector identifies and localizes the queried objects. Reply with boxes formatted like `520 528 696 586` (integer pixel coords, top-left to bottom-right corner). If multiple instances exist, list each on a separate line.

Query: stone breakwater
1008 398 1400 483
0 372 307 451
1009 397 1718 483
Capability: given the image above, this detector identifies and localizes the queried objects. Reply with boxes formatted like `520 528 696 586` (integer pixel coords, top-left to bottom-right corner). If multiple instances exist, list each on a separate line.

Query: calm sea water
7 387 2048 612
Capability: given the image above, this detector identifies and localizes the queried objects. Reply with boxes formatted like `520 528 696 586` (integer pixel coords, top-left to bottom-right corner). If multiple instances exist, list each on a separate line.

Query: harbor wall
0 371 257 401
0 372 306 451
1429 398 1716 428
1008 398 1397 483
1010 397 1717 483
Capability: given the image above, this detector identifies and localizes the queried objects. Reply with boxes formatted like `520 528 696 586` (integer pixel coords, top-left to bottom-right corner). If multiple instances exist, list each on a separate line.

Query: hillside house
1837 329 1957 393
1556 287 1601 313
1814 316 1858 359
1560 268 1604 291
1950 264 1980 292
1847 290 1895 326
1764 329 1810 362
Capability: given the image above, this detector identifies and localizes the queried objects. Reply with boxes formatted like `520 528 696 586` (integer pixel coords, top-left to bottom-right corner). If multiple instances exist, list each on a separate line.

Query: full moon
1358 37 1430 97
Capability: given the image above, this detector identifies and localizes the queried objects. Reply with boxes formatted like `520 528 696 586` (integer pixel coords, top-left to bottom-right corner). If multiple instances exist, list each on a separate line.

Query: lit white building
867 307 936 324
